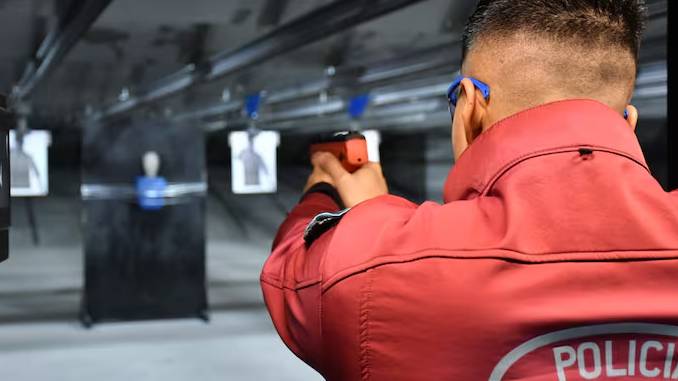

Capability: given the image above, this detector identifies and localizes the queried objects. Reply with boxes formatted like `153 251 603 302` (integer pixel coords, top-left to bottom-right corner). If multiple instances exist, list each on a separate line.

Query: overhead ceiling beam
11 0 113 103
92 0 430 121
169 40 459 124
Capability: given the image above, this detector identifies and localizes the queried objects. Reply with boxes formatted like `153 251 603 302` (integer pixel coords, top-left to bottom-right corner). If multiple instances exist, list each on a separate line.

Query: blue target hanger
348 94 370 119
245 93 262 119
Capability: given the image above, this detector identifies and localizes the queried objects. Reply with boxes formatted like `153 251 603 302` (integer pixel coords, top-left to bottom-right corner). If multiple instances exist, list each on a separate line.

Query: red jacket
261 99 678 381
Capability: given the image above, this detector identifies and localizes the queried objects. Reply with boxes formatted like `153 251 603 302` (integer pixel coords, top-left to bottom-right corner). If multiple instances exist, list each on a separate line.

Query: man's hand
305 152 388 208
303 162 335 193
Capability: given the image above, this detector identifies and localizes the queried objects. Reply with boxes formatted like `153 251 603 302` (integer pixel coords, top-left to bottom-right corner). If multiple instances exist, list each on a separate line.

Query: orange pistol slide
309 131 369 173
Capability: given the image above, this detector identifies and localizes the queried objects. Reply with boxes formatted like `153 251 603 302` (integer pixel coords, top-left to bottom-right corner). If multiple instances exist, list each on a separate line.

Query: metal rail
11 0 113 102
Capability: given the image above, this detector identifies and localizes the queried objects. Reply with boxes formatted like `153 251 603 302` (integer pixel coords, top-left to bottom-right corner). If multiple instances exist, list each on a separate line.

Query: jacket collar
443 99 650 203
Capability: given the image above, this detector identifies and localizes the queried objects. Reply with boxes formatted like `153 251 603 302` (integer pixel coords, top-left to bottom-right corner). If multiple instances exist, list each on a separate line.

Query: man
261 1 678 380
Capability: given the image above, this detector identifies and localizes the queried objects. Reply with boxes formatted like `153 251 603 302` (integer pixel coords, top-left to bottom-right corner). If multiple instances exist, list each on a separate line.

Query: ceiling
0 0 667 130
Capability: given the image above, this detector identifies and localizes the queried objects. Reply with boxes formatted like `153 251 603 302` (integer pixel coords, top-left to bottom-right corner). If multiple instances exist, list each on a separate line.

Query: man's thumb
312 152 349 182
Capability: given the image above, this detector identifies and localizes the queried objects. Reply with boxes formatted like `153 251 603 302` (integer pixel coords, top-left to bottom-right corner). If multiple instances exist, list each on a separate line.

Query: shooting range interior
0 1 671 380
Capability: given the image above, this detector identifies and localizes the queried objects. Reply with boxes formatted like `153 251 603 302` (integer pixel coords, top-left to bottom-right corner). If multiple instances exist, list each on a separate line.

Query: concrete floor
0 310 322 381
0 186 323 380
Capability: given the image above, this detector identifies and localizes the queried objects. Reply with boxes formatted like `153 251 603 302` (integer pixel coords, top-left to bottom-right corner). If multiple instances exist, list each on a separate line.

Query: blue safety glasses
447 75 629 120
447 76 491 107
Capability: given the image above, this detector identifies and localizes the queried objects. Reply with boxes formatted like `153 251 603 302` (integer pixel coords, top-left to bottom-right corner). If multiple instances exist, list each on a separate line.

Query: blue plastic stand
136 176 167 210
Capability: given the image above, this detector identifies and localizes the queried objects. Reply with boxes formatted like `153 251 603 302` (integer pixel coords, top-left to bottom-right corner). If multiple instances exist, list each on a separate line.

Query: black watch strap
301 182 345 209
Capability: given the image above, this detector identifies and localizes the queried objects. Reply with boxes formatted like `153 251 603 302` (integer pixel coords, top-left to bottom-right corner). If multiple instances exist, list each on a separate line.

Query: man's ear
625 105 638 132
459 78 484 143
451 78 486 161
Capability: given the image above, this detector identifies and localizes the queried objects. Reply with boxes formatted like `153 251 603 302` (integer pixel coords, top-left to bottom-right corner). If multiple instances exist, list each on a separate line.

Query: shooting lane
79 119 208 326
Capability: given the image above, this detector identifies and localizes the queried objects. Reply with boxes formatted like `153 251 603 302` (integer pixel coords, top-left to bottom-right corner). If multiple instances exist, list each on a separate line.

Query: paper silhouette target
229 131 279 194
9 130 51 197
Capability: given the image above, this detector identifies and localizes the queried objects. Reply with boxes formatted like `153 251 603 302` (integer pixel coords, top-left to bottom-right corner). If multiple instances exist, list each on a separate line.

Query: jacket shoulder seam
320 247 678 293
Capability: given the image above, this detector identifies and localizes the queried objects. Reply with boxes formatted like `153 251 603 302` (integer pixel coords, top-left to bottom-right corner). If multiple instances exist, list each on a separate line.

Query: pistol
309 131 368 173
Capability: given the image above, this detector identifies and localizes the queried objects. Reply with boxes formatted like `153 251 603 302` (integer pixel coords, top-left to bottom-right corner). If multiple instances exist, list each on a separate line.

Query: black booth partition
0 97 9 263
80 120 208 325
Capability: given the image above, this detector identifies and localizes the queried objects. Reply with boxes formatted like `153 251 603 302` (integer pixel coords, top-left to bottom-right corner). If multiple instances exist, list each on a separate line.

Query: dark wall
380 132 428 203
636 118 669 189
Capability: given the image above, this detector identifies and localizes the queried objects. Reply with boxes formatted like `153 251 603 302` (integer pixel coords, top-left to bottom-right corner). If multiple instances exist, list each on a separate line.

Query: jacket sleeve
260 182 343 372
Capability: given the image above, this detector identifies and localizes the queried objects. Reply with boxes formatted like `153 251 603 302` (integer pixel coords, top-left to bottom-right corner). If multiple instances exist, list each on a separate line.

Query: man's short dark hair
462 0 648 64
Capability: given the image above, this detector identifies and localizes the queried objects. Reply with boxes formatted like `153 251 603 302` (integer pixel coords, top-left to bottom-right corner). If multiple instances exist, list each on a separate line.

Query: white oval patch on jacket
489 323 678 381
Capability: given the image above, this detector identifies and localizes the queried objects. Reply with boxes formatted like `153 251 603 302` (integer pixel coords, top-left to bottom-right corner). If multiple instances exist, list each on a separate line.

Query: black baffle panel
80 120 208 325
0 97 9 262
